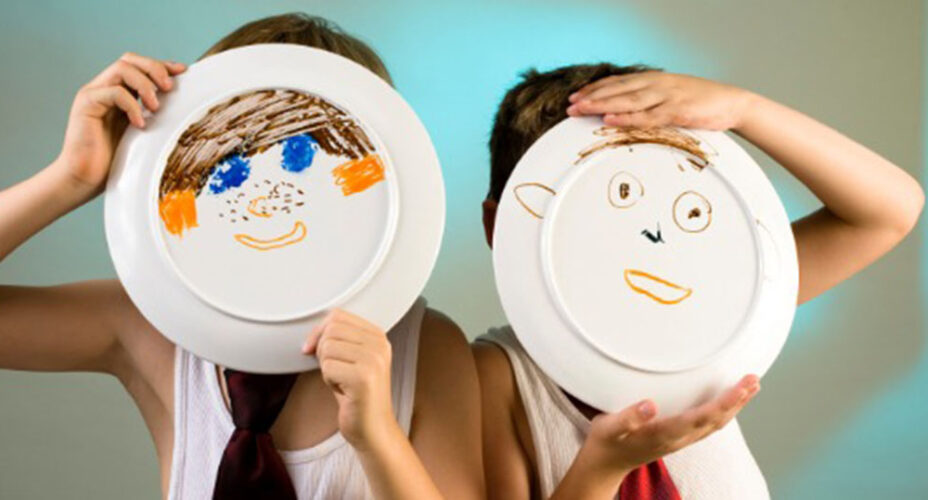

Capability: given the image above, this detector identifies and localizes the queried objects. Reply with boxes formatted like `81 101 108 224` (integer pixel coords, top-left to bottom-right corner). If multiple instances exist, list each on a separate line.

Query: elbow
891 177 925 237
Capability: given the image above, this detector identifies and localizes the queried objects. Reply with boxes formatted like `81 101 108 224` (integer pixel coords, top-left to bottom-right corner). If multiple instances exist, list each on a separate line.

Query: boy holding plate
474 64 923 499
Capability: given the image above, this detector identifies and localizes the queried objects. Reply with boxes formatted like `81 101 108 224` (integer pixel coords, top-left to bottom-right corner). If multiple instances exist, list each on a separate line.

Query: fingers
602 106 673 129
79 53 186 129
118 52 184 90
84 86 145 128
568 88 666 117
115 63 161 111
318 358 356 395
569 72 656 103
302 309 388 356
601 399 659 439
655 375 760 448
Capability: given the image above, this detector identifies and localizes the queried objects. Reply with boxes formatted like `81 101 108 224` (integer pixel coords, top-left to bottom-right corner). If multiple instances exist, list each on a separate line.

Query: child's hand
54 53 185 198
580 374 760 477
566 71 755 131
302 309 398 450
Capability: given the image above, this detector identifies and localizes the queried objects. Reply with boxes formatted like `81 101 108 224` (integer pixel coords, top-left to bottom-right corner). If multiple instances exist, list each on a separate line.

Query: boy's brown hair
487 63 656 201
201 12 392 85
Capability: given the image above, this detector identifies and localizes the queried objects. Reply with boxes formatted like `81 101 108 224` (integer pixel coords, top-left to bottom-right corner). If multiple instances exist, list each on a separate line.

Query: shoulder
472 336 518 410
415 308 477 398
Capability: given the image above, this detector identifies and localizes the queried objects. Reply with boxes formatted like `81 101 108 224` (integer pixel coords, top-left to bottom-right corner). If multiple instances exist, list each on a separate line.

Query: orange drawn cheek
332 154 385 196
159 189 198 236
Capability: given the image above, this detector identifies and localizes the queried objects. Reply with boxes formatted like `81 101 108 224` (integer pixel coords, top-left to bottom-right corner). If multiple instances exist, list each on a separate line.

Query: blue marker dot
281 134 320 173
208 154 251 194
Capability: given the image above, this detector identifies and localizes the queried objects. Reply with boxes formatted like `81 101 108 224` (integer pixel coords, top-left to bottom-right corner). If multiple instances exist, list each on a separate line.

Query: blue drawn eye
208 154 251 194
281 134 320 173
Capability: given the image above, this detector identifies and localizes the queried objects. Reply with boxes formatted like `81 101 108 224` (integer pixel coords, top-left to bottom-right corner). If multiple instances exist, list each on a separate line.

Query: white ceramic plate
105 44 444 373
493 118 797 414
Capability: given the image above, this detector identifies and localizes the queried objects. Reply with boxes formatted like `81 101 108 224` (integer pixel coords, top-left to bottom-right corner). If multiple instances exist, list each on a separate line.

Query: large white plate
493 118 797 414
105 44 444 373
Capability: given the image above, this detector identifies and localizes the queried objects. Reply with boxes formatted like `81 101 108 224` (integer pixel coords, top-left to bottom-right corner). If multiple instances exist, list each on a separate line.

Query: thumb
301 323 324 355
598 399 658 439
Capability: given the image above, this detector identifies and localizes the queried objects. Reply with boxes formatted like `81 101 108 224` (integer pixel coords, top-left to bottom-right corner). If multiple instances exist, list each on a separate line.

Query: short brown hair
487 63 656 201
201 13 392 85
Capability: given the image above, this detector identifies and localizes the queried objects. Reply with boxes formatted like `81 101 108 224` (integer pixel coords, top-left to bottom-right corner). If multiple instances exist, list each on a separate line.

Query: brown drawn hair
157 14 390 236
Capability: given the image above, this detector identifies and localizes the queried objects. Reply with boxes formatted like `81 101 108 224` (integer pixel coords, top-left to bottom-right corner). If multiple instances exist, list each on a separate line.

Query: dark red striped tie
619 459 681 500
212 369 300 500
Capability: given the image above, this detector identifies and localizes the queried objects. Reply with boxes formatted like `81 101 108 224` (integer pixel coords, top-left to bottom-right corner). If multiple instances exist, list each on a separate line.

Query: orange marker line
247 196 272 218
623 269 692 305
234 221 307 250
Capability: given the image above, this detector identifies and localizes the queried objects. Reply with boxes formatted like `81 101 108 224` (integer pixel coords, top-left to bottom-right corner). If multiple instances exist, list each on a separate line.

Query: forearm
355 422 444 500
0 160 94 261
550 441 628 500
734 93 924 232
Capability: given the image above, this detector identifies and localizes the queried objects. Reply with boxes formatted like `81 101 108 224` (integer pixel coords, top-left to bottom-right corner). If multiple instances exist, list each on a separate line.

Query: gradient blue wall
0 1 923 498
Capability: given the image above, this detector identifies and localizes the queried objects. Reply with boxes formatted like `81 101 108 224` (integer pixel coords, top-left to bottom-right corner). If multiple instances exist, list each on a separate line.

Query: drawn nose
640 222 664 244
247 196 272 219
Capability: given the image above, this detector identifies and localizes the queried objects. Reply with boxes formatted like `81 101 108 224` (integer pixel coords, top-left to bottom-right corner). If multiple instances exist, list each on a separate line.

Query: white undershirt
478 325 770 499
167 298 425 500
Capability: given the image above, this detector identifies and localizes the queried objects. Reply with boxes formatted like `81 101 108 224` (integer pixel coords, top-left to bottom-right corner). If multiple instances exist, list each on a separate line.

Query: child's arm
303 309 484 500
474 342 758 499
568 72 924 305
552 376 758 499
0 53 184 373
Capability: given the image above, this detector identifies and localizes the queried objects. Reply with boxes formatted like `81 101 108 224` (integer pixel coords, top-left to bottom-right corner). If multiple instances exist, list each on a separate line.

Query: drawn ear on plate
513 182 556 219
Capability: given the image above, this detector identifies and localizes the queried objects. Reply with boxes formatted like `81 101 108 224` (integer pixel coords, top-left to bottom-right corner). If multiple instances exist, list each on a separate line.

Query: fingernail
637 401 655 418
568 92 579 102
566 105 578 115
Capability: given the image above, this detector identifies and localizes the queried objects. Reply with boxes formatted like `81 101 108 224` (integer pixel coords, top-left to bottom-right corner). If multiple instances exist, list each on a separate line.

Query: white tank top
478 326 770 499
167 298 426 500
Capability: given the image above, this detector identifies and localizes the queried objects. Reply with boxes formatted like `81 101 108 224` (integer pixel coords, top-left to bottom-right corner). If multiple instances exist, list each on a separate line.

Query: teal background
0 1 923 498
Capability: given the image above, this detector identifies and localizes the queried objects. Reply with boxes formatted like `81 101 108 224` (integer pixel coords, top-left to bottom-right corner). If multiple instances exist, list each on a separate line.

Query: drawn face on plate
156 89 394 321
514 127 759 370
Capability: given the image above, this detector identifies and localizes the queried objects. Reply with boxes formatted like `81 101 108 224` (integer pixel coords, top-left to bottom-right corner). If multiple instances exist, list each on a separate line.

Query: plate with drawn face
105 45 444 373
493 118 798 414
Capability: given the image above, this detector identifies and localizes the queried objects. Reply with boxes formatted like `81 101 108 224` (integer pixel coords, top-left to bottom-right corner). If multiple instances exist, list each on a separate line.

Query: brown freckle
295 202 304 206
231 209 237 213
219 213 224 217
242 215 248 221
297 189 304 195
264 180 270 184
688 208 701 219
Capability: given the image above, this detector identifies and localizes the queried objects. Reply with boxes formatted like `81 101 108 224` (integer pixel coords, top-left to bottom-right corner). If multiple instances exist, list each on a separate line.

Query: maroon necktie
212 369 300 500
618 459 681 500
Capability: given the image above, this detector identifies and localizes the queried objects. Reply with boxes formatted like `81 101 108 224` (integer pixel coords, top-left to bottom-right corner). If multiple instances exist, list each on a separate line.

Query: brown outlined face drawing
515 127 716 305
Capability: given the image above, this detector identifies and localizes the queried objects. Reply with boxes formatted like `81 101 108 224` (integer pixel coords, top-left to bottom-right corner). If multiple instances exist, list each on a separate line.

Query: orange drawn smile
623 269 692 305
234 221 307 251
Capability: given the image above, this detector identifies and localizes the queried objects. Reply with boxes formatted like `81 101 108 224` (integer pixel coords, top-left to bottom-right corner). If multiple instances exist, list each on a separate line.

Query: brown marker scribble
513 182 556 219
159 89 376 199
672 190 712 233
577 127 709 169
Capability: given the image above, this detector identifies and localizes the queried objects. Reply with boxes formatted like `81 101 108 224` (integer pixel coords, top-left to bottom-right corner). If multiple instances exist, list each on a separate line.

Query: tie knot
224 369 299 432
